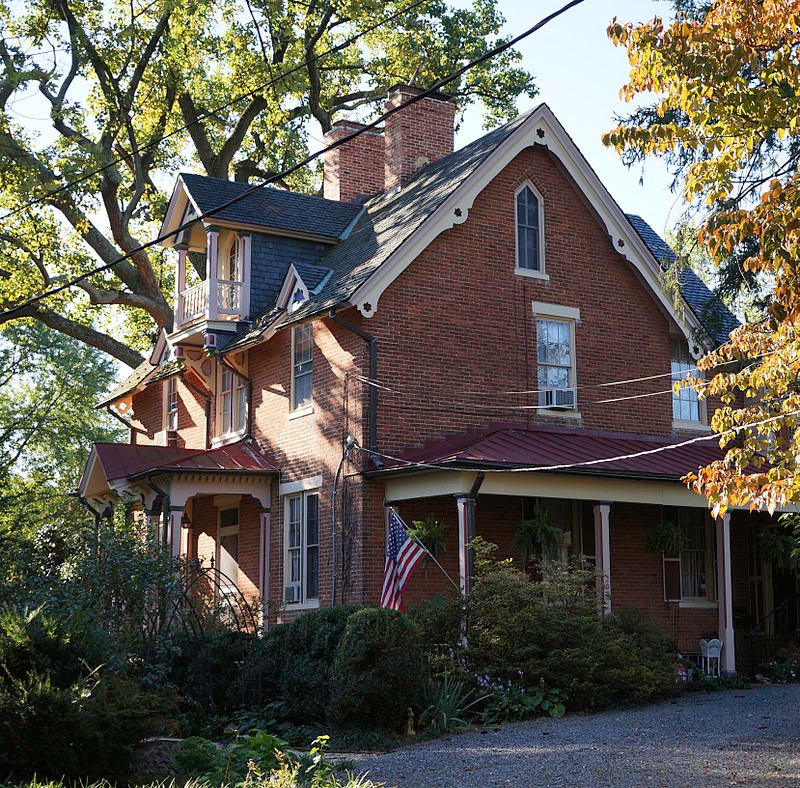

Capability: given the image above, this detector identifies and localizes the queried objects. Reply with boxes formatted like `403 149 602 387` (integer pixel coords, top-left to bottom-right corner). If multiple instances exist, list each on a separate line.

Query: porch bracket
716 513 736 675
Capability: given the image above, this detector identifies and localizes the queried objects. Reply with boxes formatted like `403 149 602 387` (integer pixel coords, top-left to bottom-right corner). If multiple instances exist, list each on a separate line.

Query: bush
0 606 172 782
329 607 426 730
262 606 361 723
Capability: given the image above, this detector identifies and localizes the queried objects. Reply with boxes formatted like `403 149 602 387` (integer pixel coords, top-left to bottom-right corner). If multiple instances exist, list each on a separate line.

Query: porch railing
179 280 243 324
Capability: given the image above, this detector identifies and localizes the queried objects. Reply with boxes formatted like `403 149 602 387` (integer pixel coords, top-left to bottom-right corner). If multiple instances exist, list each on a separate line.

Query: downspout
328 310 378 454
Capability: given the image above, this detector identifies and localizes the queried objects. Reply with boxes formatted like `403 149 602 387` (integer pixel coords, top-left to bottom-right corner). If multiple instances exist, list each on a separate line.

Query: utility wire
0 0 431 223
352 408 800 476
0 0 588 321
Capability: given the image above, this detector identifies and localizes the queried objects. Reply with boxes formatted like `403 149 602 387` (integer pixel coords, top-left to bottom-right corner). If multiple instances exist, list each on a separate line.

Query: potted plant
757 528 799 569
409 514 448 564
646 519 685 555
515 503 563 565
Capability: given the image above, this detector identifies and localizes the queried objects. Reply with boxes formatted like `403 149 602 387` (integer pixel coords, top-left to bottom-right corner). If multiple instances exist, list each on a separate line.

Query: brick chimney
384 84 455 191
323 121 386 203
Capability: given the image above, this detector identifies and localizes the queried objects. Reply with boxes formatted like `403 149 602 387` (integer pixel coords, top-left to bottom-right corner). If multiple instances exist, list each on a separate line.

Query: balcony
178 279 244 326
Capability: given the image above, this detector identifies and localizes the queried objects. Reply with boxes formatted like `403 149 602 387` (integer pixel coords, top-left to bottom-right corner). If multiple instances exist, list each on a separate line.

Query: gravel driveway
353 685 800 786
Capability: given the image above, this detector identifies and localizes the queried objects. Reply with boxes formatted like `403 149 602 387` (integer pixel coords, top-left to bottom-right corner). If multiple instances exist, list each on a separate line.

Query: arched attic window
515 183 545 276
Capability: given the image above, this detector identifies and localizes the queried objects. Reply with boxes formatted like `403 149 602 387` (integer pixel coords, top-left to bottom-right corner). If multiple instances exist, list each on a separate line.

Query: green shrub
330 607 426 730
262 606 360 723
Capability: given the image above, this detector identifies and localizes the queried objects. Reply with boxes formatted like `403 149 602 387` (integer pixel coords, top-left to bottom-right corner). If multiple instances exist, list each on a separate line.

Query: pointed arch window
515 183 545 276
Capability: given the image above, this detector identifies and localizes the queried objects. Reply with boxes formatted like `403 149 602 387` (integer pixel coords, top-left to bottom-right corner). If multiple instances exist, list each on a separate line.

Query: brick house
79 85 794 675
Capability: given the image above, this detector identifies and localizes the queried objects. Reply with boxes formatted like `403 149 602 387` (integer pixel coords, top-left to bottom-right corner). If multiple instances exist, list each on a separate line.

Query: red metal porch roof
89 440 279 483
380 425 726 481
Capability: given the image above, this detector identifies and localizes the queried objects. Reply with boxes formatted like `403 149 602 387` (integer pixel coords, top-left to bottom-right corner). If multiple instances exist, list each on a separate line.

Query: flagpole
390 507 462 595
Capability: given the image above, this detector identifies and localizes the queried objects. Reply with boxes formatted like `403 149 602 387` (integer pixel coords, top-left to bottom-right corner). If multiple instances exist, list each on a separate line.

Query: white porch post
593 502 612 614
259 505 271 629
716 513 736 675
168 505 186 559
456 495 475 595
240 233 252 319
175 246 187 325
206 228 219 321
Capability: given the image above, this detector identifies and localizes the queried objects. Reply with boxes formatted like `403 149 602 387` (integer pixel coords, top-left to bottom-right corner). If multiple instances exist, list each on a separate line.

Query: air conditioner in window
539 388 576 410
284 585 301 604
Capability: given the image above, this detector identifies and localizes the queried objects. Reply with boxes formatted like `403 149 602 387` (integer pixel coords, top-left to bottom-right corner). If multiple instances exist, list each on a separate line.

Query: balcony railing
179 280 243 325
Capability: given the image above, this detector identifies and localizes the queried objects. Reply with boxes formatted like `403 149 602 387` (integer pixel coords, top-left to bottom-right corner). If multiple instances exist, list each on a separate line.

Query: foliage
514 503 563 566
0 0 536 365
756 527 800 568
263 606 361 724
646 520 686 556
419 672 485 735
330 607 426 731
409 513 448 560
0 606 173 783
477 673 566 723
763 656 800 684
604 1 800 515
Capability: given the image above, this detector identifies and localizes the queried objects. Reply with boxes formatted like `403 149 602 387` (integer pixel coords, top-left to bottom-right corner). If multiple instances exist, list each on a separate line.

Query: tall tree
0 0 535 368
604 0 800 515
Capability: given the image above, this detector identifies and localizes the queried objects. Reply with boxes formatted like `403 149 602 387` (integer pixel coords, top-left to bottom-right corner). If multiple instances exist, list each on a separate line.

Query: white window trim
662 511 717 606
514 181 546 278
218 233 243 282
291 323 313 413
671 340 707 428
533 304 580 417
282 489 321 609
214 364 248 442
164 376 179 432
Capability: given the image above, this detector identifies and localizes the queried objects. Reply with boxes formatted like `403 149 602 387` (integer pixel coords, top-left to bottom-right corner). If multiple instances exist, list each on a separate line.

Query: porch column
240 233 252 319
716 513 736 675
147 506 162 550
206 227 219 321
168 505 187 559
258 506 271 629
593 502 612 614
175 246 187 324
456 495 476 595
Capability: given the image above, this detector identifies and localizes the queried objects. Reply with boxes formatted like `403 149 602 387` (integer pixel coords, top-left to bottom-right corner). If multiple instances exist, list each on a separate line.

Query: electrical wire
0 0 588 322
351 408 800 476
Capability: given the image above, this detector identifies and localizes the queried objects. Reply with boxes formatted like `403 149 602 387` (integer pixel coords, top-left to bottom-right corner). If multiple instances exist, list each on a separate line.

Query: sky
456 0 678 237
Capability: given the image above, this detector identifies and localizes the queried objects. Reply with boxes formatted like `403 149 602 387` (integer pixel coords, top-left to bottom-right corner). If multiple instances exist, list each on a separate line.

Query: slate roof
373 424 726 482
180 173 361 241
626 214 739 346
97 359 155 408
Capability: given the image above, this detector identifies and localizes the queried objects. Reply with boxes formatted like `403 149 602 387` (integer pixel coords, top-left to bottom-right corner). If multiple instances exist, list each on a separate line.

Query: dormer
159 173 362 347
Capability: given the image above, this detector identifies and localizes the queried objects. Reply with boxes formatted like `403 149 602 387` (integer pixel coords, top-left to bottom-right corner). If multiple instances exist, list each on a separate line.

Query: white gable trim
348 104 705 347
159 175 202 249
277 264 310 314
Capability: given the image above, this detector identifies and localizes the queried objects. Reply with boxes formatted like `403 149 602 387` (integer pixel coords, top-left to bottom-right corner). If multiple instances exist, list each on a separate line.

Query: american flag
380 509 427 611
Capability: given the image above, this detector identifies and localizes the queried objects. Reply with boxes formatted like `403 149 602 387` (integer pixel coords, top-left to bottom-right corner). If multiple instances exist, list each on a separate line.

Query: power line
0 0 588 322
0 0 431 223
352 408 800 476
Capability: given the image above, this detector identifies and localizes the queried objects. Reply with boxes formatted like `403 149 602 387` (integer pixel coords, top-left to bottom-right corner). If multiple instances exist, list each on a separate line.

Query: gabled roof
168 173 362 242
626 214 739 347
97 358 155 408
373 424 726 482
79 440 278 499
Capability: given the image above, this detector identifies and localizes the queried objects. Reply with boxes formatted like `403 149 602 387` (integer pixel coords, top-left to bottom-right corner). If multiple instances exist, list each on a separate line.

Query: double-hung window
166 377 178 431
515 183 545 275
671 340 701 423
535 311 577 410
219 368 248 436
662 508 715 603
292 324 313 411
284 492 319 605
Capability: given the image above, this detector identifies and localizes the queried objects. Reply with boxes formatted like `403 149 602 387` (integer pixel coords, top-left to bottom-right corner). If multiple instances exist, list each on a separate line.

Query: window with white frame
284 492 319 605
662 508 715 603
218 367 248 436
515 183 544 273
292 324 313 411
219 234 242 282
671 340 701 422
536 317 576 410
166 377 178 431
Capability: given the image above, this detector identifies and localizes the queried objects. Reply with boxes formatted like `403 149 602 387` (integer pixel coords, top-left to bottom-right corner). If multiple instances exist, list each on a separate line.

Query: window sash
166 378 178 431
292 325 313 410
536 318 574 405
516 186 541 271
284 492 320 603
220 369 233 434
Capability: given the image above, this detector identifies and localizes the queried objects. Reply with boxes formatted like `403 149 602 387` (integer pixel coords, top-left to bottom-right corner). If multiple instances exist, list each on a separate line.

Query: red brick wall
323 122 386 203
129 384 161 445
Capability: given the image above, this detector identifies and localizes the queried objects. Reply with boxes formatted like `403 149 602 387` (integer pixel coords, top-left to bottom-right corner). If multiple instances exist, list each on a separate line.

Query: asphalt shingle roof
180 173 362 241
626 214 739 346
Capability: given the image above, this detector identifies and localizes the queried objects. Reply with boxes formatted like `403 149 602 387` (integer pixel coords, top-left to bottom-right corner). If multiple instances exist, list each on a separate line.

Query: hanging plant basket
646 520 685 556
758 529 799 569
515 504 563 565
409 514 448 563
